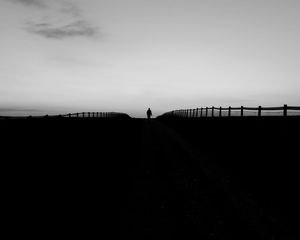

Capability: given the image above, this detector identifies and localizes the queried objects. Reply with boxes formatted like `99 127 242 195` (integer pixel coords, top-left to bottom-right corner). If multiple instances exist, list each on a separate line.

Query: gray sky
0 0 300 117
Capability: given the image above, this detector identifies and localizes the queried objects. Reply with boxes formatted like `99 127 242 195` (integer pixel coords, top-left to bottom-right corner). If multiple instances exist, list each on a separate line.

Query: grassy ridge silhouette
1 114 299 238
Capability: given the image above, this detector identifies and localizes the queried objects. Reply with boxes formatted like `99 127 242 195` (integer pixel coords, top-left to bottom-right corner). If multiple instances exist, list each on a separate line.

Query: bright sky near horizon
0 0 300 117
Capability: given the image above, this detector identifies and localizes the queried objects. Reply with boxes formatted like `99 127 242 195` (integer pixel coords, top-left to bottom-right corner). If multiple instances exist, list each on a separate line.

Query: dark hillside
158 116 300 235
1 117 142 238
1 116 298 239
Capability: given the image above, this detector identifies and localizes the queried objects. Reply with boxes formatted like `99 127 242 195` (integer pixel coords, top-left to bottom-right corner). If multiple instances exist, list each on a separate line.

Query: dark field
1 117 140 238
159 116 300 237
1 116 299 239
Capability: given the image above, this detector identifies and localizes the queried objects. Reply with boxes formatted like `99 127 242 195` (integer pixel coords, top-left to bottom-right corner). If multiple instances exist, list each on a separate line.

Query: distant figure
146 108 152 120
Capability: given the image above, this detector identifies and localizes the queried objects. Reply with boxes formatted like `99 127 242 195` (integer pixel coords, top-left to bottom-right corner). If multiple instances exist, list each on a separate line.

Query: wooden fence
54 112 129 119
162 104 300 118
0 112 129 119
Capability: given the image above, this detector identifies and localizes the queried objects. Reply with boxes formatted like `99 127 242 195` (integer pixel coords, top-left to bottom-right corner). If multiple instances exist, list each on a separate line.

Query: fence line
161 104 300 118
0 112 129 119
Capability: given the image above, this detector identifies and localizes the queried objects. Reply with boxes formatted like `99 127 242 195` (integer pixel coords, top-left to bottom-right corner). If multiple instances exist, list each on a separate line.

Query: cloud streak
11 0 46 8
12 0 100 40
0 107 42 113
26 20 98 39
60 1 81 18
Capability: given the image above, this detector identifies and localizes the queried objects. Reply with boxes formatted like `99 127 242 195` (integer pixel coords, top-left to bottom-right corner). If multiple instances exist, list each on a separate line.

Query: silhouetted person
147 108 152 120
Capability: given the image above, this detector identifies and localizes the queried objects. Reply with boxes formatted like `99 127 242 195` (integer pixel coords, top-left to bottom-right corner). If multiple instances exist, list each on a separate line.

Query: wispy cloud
11 0 100 40
0 107 41 113
26 20 98 39
11 0 46 8
60 1 81 18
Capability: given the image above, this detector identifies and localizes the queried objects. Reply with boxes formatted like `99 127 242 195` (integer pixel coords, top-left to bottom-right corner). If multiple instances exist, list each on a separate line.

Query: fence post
283 104 287 117
258 106 262 117
206 107 208 117
201 108 203 117
228 106 231 117
219 107 222 117
241 106 244 117
83 112 85 118
192 109 195 118
76 113 79 118
69 113 71 118
196 108 199 118
212 107 214 117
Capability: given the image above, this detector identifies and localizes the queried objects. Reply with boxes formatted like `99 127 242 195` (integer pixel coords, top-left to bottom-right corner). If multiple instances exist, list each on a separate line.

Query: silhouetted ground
1 116 298 239
1 117 138 238
158 116 300 238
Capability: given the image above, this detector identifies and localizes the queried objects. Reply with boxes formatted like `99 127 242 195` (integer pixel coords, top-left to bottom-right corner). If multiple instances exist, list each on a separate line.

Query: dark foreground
1 116 299 239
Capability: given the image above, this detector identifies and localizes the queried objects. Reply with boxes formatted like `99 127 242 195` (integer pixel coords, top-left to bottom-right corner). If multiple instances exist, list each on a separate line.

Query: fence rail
161 104 300 118
0 111 130 119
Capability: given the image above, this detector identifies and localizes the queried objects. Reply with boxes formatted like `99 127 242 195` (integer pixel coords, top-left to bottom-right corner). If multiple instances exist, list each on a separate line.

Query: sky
0 0 300 117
